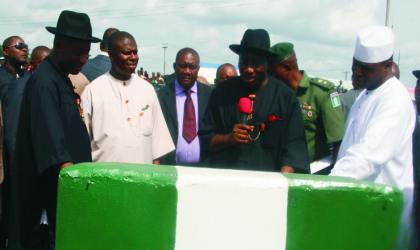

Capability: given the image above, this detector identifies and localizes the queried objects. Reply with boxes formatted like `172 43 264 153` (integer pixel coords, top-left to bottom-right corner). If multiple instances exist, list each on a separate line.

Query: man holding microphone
198 29 309 173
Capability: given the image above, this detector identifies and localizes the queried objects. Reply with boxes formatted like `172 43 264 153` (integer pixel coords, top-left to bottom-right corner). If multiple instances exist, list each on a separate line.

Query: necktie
183 89 196 143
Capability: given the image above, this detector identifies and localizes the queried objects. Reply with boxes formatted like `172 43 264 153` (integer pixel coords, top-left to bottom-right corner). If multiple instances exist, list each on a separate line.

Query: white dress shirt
330 76 416 247
81 73 175 164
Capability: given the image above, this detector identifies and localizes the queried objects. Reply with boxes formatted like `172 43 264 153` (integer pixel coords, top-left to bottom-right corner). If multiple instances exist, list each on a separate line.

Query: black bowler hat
46 10 101 43
413 70 420 80
229 29 277 58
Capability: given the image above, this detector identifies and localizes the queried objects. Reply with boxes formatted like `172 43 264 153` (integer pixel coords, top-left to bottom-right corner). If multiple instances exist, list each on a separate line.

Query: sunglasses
7 43 29 51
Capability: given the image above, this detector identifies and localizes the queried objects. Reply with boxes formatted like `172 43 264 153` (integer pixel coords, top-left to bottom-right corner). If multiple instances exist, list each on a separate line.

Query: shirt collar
175 79 197 95
99 51 109 57
2 63 26 77
366 76 395 95
108 72 133 85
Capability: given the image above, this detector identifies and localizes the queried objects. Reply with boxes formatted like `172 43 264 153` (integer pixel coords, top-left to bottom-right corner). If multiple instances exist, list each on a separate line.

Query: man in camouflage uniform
269 42 344 168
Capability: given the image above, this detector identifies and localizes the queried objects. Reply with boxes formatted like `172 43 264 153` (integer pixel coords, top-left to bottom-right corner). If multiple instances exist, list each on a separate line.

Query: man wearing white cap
330 25 416 248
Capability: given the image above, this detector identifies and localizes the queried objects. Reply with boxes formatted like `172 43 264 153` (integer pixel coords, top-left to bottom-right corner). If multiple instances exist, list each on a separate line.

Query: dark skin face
53 38 90 75
30 49 50 71
109 37 138 81
269 63 289 86
351 74 363 90
238 51 269 88
268 53 302 91
3 37 29 72
215 65 238 86
174 52 200 88
351 57 393 91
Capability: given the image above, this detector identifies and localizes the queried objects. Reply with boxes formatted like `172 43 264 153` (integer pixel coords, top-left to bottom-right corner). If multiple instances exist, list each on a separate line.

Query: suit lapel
197 82 209 128
164 81 178 133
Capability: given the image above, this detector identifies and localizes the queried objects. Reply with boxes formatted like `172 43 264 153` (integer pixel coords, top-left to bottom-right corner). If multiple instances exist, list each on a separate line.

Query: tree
0 45 3 57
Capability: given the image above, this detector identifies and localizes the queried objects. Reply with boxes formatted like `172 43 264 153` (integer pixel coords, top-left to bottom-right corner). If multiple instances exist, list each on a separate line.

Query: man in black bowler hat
198 29 309 173
0 10 100 250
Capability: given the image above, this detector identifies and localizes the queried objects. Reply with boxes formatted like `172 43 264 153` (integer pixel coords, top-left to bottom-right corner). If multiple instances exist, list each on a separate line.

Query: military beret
269 42 295 67
413 70 420 80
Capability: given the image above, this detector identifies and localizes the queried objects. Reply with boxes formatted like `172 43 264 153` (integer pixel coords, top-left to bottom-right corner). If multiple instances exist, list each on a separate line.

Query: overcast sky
1 0 419 87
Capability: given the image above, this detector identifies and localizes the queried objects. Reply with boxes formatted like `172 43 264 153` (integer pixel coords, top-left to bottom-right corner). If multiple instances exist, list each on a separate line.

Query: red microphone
238 97 252 124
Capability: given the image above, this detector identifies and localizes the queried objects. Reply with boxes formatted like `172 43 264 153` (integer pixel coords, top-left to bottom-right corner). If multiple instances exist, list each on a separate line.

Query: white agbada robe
81 73 175 164
330 77 416 247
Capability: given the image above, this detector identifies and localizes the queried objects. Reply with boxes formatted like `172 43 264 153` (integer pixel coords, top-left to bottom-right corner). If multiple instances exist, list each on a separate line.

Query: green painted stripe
282 174 403 249
56 163 178 250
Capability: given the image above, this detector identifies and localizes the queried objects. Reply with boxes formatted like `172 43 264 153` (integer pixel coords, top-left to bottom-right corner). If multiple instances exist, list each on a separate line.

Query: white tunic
330 77 416 247
81 73 175 164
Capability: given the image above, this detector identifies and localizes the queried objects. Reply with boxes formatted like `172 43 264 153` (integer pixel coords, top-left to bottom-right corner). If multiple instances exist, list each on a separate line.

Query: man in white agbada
330 26 416 248
81 31 175 164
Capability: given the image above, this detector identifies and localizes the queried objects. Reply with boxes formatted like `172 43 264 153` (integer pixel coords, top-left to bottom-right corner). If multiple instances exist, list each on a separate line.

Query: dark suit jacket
412 101 420 236
157 80 213 165
81 54 111 82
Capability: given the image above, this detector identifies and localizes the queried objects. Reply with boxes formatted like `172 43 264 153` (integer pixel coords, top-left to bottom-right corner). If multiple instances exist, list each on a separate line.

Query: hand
57 162 73 172
60 162 73 169
228 124 254 145
280 166 295 174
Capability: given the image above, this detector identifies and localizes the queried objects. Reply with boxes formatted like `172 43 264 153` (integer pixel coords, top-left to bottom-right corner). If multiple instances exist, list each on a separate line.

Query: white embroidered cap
354 25 394 63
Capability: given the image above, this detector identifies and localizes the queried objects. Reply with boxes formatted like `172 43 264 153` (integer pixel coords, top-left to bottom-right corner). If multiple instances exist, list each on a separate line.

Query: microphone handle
240 113 248 125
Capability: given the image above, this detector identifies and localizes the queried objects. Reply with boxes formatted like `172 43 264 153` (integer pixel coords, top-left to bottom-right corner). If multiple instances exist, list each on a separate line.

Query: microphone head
238 97 252 114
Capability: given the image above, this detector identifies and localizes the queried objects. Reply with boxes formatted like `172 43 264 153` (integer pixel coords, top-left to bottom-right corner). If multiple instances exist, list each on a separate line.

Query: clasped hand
228 124 254 145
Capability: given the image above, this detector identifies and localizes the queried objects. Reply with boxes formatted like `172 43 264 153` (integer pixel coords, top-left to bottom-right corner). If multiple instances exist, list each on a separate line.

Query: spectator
81 31 174 164
3 10 98 249
157 48 213 166
337 80 343 93
269 42 344 169
330 25 416 249
157 71 164 83
392 62 400 79
214 63 237 86
2 46 51 181
198 29 309 173
0 36 29 101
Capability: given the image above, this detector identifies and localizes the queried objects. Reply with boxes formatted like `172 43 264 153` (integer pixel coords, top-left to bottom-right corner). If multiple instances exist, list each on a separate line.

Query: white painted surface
174 166 288 250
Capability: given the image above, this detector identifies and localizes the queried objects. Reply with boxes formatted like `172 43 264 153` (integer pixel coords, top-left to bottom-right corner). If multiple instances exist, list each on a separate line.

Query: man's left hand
280 166 295 173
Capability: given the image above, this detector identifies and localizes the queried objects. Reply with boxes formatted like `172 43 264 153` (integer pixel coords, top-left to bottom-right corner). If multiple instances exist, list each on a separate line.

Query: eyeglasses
7 43 29 51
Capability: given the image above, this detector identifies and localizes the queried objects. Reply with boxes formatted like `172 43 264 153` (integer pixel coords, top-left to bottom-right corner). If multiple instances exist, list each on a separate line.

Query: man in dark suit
158 48 213 166
81 27 119 82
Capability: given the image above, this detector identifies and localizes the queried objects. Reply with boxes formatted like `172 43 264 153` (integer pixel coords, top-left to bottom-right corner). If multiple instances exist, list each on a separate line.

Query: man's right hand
209 124 254 152
227 124 254 145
